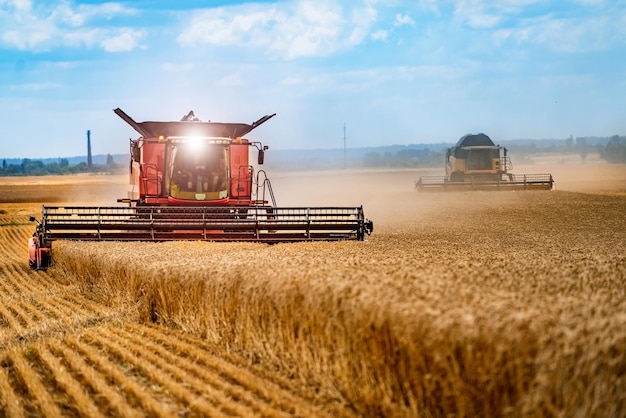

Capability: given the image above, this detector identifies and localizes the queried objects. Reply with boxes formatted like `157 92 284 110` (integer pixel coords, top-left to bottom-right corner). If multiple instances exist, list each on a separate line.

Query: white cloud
394 13 415 27
2 0 33 13
445 0 626 55
177 0 379 60
217 73 247 87
52 2 86 27
279 1 344 58
101 28 146 52
451 0 547 29
453 1 502 29
63 28 103 48
161 62 194 72
9 81 63 91
464 12 501 28
498 14 622 52
0 0 141 52
346 3 377 46
2 27 53 50
177 6 279 46
415 0 442 14
371 29 388 41
572 0 607 5
274 62 472 101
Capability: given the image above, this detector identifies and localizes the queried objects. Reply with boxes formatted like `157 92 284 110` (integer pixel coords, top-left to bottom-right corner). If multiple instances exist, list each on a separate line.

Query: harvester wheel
28 236 50 270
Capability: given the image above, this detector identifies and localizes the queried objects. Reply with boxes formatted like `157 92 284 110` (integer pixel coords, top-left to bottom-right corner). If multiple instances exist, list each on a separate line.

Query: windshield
168 141 229 201
467 149 499 171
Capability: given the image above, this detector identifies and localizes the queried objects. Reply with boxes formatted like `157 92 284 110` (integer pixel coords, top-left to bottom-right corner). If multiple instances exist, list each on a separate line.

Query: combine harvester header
28 108 373 270
415 133 554 191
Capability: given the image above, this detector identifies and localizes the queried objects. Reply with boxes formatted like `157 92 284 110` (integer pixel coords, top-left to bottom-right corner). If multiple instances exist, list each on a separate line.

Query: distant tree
19 159 47 175
575 137 589 162
601 135 626 163
47 162 60 174
7 164 21 175
364 152 384 167
20 158 30 174
363 149 444 168
106 154 114 166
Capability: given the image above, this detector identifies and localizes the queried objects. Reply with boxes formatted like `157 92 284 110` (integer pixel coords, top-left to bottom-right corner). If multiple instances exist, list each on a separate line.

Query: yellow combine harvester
416 133 554 191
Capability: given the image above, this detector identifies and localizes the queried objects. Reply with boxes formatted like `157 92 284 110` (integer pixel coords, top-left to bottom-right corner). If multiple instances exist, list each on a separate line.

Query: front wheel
28 236 50 270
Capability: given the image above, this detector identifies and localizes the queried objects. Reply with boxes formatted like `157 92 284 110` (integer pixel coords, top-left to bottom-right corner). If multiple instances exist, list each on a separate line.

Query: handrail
255 170 276 206
140 162 161 196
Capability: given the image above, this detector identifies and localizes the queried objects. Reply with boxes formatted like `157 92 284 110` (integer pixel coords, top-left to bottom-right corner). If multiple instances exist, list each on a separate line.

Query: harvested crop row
0 220 140 351
105 327 261 417
2 322 334 418
46 338 144 418
2 332 170 417
0 226 31 265
114 322 351 418
0 259 126 350
52 190 626 417
0 218 347 416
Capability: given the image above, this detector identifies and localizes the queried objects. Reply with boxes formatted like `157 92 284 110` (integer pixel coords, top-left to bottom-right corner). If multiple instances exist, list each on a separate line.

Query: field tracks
1 223 345 417
115 322 346 418
97 326 270 417
0 355 23 418
1 322 344 418
5 347 64 417
2 171 626 417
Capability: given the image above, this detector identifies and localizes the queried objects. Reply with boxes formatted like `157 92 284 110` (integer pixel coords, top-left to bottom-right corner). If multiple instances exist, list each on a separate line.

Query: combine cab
415 133 554 191
28 109 373 270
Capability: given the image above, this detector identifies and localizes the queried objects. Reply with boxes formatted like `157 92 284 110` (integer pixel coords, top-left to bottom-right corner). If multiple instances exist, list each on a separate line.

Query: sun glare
187 137 205 152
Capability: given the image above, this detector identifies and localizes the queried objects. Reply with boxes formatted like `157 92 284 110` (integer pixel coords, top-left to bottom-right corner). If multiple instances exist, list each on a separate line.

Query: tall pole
87 130 93 169
343 123 346 169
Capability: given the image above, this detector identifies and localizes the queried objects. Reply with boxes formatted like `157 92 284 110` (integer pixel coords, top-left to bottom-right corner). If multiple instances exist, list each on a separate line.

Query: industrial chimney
87 130 93 169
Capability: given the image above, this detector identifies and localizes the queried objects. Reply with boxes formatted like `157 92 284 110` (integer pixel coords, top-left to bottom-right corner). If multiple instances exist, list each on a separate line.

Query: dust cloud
268 160 625 233
517 162 626 195
4 160 623 230
0 174 128 206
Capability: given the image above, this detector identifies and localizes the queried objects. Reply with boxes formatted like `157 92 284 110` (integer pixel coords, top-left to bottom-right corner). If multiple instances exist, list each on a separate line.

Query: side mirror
258 149 265 165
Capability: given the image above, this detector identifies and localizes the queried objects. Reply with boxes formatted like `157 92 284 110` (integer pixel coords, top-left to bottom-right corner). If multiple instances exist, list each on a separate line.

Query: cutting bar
38 205 374 243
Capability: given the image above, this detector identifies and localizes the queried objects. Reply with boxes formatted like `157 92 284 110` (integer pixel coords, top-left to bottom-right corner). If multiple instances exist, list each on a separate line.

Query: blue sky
1 0 625 159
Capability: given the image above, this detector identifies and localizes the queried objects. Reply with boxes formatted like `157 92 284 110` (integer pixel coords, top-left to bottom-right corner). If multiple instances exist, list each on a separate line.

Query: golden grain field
1 162 625 417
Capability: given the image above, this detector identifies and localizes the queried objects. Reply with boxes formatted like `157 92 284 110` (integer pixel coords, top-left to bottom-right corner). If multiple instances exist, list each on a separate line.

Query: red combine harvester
28 108 373 270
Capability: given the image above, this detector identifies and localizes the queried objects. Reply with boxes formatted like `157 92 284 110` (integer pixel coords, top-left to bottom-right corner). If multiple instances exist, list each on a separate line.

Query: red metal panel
167 196 230 205
140 140 165 197
230 141 251 199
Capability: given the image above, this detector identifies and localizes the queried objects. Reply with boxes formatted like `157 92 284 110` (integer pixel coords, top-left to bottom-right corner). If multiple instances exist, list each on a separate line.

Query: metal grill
39 205 373 243
415 174 554 191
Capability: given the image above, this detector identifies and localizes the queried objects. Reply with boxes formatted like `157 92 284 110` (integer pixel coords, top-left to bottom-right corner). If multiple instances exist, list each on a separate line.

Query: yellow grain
8 349 64 418
49 338 144 418
36 343 105 418
0 354 24 418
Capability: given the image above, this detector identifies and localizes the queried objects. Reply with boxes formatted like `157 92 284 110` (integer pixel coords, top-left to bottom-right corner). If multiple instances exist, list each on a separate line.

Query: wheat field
1 162 625 417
